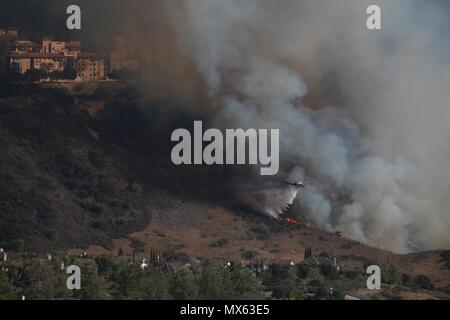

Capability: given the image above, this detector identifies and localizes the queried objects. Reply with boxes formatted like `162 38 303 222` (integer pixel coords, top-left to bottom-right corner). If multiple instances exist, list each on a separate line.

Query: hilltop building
65 41 82 58
9 52 66 74
12 40 40 53
42 39 66 54
41 38 82 57
110 37 139 73
3 29 139 82
0 27 18 39
77 53 107 81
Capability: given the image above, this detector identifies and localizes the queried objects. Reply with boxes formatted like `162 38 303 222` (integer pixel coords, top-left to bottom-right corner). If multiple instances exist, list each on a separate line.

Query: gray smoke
167 0 450 253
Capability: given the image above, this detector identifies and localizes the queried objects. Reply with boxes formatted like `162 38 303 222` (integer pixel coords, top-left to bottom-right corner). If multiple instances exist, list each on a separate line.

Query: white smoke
168 0 450 253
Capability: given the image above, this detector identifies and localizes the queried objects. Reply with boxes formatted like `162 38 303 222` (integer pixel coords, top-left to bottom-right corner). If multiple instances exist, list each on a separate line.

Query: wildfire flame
286 217 310 228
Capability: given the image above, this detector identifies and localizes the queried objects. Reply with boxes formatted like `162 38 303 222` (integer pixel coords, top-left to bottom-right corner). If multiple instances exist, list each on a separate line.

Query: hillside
0 82 163 250
1 83 449 300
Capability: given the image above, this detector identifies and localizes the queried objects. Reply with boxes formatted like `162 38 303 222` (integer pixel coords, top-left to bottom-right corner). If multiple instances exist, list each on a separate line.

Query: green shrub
88 151 108 168
130 237 145 250
209 238 229 248
241 251 258 260
319 264 340 280
0 270 15 300
168 252 191 263
250 223 270 240
414 275 435 291
440 251 450 270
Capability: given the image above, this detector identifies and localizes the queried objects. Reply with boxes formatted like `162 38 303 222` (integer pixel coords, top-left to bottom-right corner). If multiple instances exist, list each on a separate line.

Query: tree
170 269 199 300
383 265 402 286
138 268 171 300
22 259 57 299
0 270 15 300
264 264 300 300
24 68 48 82
314 286 329 300
228 267 263 299
50 67 77 80
304 245 312 259
112 264 142 299
414 275 435 291
319 264 340 280
73 259 107 300
197 264 225 299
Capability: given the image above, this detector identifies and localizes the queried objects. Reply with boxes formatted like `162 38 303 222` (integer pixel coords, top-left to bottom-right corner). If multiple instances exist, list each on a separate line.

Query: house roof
78 52 108 60
8 52 65 59
15 41 40 48
66 41 81 48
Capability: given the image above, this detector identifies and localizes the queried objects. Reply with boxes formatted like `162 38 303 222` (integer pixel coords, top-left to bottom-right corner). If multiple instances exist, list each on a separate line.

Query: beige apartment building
42 39 66 54
33 54 65 72
76 53 106 81
0 28 18 39
110 37 139 72
111 51 139 71
65 41 82 57
9 53 31 74
13 40 40 53
9 52 66 74
4 29 139 81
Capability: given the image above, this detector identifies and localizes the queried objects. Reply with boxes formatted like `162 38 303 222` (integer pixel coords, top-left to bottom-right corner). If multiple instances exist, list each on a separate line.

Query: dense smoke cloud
5 0 448 253
165 0 450 253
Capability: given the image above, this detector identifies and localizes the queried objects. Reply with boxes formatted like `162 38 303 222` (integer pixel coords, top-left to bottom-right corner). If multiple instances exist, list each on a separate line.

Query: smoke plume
15 0 449 253
164 0 450 253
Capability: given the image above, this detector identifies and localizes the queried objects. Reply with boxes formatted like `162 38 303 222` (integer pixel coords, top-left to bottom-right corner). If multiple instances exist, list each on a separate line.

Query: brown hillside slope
75 197 450 289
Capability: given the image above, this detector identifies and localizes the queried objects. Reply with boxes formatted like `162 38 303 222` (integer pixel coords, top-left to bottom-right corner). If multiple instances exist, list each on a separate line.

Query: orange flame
286 217 310 228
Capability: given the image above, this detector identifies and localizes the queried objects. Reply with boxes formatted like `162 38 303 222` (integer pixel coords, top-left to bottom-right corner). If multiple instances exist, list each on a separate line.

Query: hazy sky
0 0 148 50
